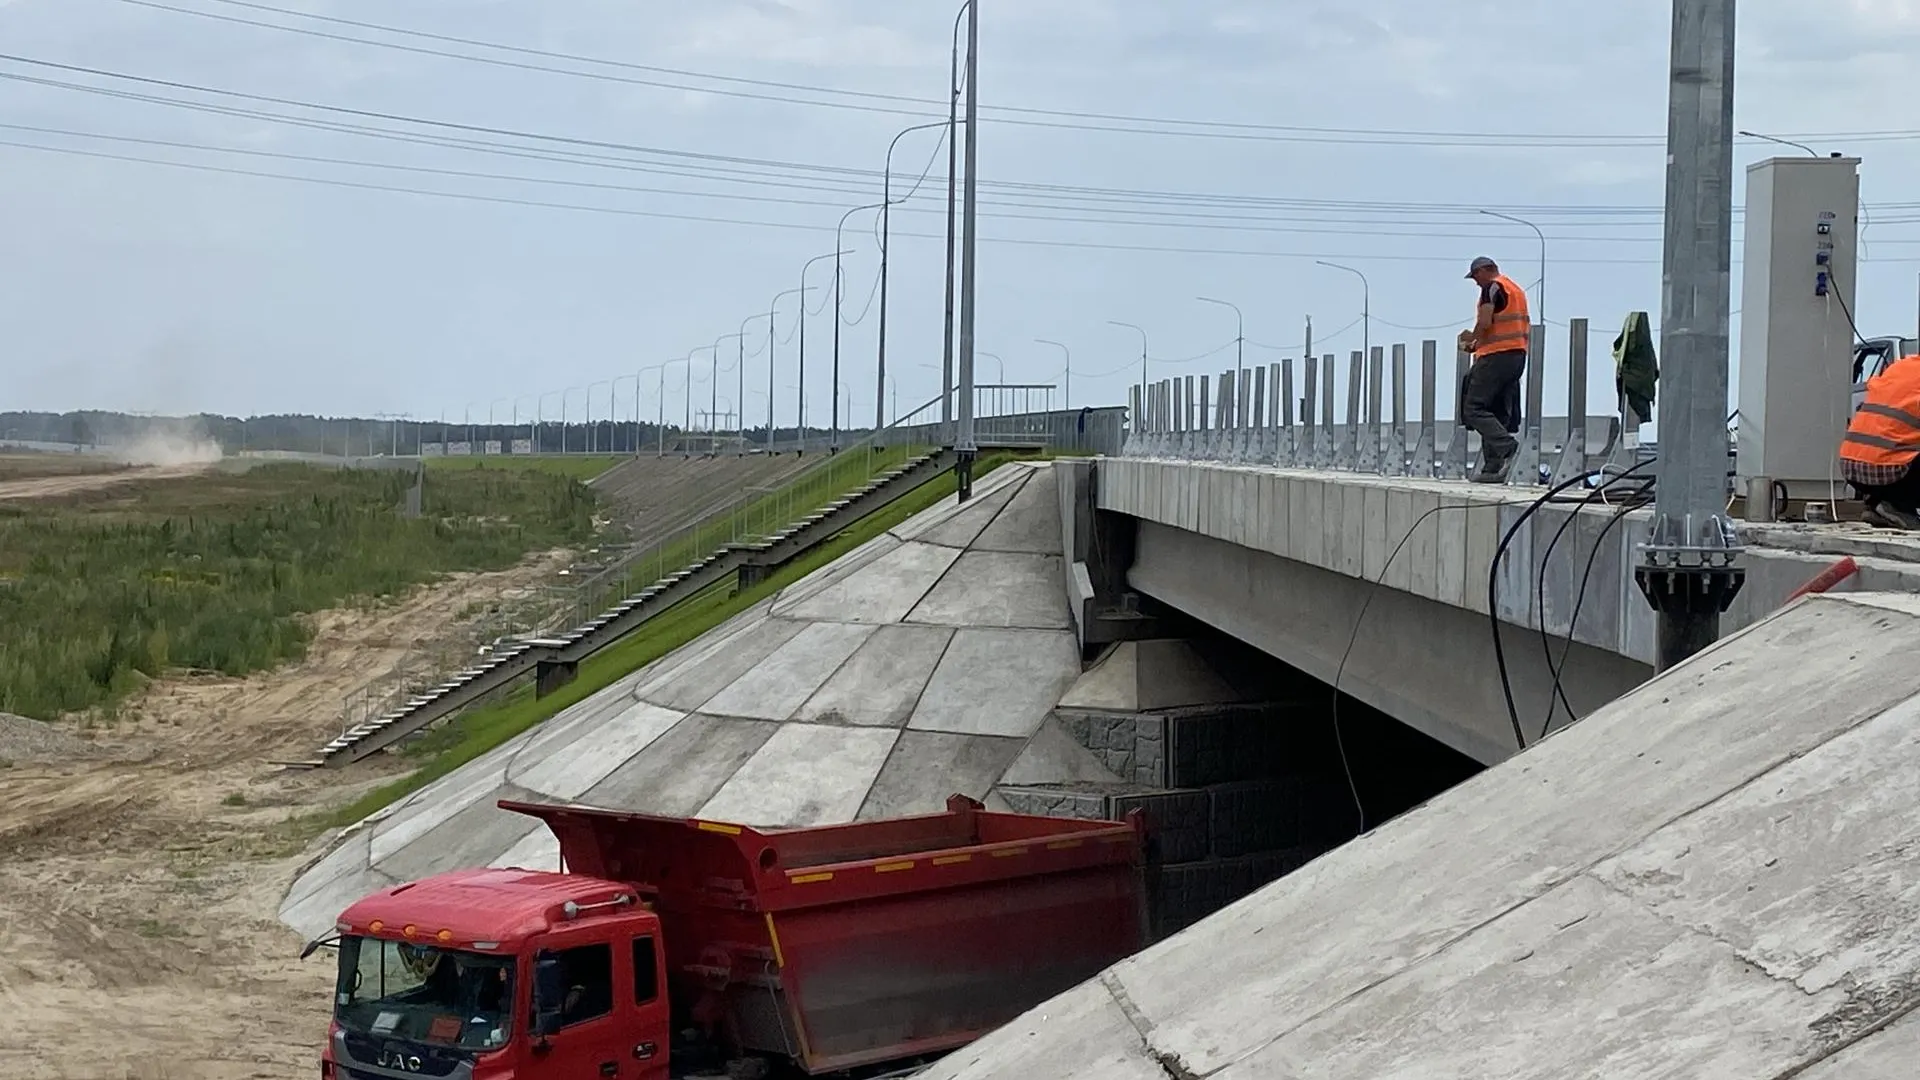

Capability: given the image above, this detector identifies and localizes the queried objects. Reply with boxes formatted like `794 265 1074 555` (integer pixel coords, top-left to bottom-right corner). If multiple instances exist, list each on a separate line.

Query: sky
3 0 1920 431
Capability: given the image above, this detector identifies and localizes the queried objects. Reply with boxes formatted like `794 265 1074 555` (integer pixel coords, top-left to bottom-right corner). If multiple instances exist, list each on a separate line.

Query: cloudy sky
2 0 1918 429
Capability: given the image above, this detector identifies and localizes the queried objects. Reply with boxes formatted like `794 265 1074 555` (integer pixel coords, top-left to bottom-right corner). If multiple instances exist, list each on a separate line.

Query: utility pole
1635 0 1744 672
954 0 979 497
941 6 966 444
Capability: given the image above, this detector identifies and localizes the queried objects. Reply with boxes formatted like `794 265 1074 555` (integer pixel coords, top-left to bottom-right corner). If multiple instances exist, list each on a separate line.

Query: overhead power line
15 55 1920 226
119 0 1920 150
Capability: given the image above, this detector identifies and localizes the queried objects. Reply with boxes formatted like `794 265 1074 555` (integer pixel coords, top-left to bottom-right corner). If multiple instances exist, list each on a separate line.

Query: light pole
768 286 812 450
514 394 535 454
1109 321 1148 425
955 0 980 496
487 397 509 456
561 385 585 454
686 347 713 449
976 350 1005 419
738 315 767 446
1314 261 1370 364
1196 296 1245 392
585 381 612 454
799 250 849 452
1036 338 1070 409
464 400 479 451
879 121 952 433
537 390 561 454
1738 129 1818 157
1479 210 1547 331
941 2 972 441
612 375 638 453
714 333 745 450
835 202 886 451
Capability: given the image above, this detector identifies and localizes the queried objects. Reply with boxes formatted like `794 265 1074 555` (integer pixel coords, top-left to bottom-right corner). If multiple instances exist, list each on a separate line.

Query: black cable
1531 462 1658 728
1823 269 1870 347
1543 479 1657 741
1487 467 1642 751
1331 502 1477 833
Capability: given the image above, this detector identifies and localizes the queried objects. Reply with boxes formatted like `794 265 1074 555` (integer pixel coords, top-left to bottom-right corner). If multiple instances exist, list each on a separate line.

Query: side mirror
531 951 566 1039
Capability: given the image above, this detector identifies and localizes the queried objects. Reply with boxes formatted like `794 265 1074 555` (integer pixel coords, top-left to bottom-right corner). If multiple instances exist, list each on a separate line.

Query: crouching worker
1841 352 1920 529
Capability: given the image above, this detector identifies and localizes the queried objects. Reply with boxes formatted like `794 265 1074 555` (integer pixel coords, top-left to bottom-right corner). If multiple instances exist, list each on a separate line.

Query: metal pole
714 333 744 453
770 288 808 449
942 6 967 443
835 205 885 452
878 123 950 438
1197 297 1244 390
1636 0 1744 673
1109 321 1148 420
954 0 979 496
1481 210 1547 332
798 252 848 453
1036 339 1069 409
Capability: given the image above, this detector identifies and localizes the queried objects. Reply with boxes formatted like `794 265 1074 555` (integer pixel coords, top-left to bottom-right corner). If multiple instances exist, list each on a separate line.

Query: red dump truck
313 795 1147 1079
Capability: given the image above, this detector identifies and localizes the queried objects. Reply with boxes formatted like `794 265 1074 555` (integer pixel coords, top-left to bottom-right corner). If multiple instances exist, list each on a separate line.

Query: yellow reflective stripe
787 871 834 884
932 853 972 865
989 847 1029 858
1046 839 1083 850
874 860 915 873
764 913 786 968
696 821 742 835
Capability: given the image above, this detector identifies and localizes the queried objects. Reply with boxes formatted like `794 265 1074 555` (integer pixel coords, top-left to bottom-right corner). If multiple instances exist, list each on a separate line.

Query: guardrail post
1446 346 1472 479
1391 343 1409 477
1252 364 1270 463
1508 323 1548 485
1320 355 1336 467
1366 345 1386 474
1279 360 1296 466
1551 318 1591 486
1416 340 1438 477
1342 350 1364 470
1301 356 1317 469
1127 384 1141 454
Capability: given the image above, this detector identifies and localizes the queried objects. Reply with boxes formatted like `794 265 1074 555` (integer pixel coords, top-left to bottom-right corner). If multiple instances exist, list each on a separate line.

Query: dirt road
0 463 212 502
0 553 571 1080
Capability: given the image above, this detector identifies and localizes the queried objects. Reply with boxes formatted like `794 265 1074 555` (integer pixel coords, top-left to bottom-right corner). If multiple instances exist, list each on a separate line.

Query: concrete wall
1091 460 1920 764
884 406 1127 456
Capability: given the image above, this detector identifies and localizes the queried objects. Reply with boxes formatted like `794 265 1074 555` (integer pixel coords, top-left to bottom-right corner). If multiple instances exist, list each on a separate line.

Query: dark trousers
1463 350 1527 461
1853 464 1920 514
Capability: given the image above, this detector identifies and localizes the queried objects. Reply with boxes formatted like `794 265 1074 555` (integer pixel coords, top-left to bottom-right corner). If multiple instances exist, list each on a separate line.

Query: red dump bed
504 795 1147 1075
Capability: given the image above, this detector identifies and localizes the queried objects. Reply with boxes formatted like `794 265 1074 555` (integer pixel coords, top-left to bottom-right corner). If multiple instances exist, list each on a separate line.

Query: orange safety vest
1842 355 1920 466
1473 274 1532 359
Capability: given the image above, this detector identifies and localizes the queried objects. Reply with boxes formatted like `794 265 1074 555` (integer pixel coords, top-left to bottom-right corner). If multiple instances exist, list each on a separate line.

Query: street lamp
1314 261 1370 365
561 385 585 454
685 347 714 448
612 374 638 453
487 397 510 456
1108 321 1149 425
537 390 561 454
514 394 535 454
879 120 952 433
713 332 746 449
941 2 973 440
464 400 479 450
768 286 812 450
835 203 887 450
585 381 612 453
1196 296 1244 394
799 250 850 452
1479 210 1547 332
1035 338 1070 409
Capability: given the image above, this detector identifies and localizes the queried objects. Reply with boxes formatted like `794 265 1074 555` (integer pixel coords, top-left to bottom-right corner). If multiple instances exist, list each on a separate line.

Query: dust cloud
108 425 224 467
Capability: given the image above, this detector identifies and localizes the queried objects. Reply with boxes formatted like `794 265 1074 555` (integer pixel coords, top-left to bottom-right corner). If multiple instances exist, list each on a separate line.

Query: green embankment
0 464 596 721
322 452 1021 828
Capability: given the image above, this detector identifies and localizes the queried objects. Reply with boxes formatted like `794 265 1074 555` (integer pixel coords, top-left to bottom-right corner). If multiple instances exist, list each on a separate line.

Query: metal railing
1123 319 1638 482
562 393 949 622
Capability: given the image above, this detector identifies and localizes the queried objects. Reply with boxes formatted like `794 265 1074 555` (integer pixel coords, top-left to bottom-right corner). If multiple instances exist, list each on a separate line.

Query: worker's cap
1465 256 1498 278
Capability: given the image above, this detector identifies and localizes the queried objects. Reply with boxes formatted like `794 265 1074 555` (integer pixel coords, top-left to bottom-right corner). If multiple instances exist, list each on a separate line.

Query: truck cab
324 868 670 1080
1852 335 1920 412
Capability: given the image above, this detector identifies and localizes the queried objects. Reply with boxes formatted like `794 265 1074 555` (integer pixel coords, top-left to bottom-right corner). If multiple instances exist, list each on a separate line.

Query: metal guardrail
1123 320 1639 482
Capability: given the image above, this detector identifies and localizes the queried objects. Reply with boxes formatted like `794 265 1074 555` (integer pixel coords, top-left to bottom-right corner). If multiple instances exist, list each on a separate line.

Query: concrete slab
509 700 687 799
579 714 780 816
975 467 1062 553
890 463 1029 543
944 594 1920 1079
795 623 954 728
490 824 562 873
368 763 507 865
917 474 1021 549
769 534 904 615
1795 1008 1920 1079
918 979 1164 1080
698 621 877 721
283 828 371 910
858 732 1024 819
909 628 1080 738
375 782 543 884
779 541 963 625
281 858 396 941
1224 874 1841 1079
506 689 654 780
636 615 810 712
996 717 1123 787
696 723 900 827
906 551 1072 630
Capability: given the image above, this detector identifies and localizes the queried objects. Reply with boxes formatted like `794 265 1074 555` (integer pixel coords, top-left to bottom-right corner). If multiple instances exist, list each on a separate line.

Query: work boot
1470 452 1514 485
1864 501 1920 530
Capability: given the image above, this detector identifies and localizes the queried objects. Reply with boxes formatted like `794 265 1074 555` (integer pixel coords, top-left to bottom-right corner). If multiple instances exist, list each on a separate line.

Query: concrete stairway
299 448 957 768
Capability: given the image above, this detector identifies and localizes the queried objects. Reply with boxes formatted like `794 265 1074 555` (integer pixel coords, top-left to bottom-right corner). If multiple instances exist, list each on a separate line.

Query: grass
0 463 598 721
425 455 624 482
317 451 1023 831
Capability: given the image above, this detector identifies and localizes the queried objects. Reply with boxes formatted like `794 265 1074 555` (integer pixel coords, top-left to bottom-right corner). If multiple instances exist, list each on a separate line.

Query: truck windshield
335 937 515 1052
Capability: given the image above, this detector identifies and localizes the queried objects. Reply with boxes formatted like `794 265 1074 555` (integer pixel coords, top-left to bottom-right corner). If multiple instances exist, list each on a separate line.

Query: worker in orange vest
1457 256 1530 483
1841 352 1920 529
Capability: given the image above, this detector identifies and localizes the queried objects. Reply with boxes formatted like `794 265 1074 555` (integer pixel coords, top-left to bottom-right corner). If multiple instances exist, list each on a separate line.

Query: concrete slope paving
924 591 1920 1080
282 461 1103 938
